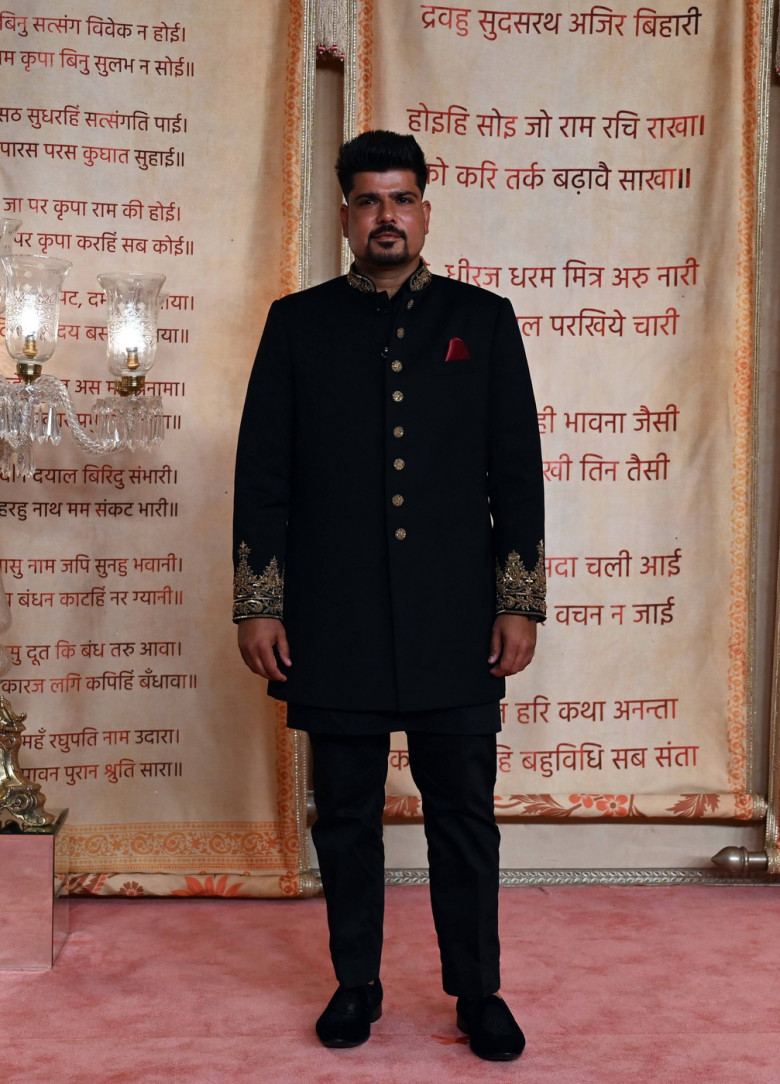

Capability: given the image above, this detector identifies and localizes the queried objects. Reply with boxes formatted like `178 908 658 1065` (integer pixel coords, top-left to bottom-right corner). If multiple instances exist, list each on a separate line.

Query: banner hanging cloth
0 0 314 895
355 0 766 821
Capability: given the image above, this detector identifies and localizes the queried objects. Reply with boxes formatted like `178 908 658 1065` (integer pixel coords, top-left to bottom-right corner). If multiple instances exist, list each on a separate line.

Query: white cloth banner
0 0 313 895
357 0 766 821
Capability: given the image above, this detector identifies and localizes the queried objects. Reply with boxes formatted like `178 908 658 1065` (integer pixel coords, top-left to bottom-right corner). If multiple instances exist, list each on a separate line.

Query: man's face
339 170 430 276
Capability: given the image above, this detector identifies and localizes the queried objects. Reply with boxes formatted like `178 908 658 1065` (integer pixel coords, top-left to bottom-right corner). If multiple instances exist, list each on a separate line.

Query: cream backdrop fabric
0 0 312 895
358 0 766 821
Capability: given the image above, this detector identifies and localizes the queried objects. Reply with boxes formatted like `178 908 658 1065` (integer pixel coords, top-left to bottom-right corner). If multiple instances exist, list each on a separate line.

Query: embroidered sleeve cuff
495 542 547 621
233 542 284 622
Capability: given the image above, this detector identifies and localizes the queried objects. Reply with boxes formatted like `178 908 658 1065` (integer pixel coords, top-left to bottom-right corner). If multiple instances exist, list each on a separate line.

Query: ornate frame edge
759 0 780 867
292 0 317 894
383 867 780 887
747 0 776 802
340 0 360 274
298 0 318 292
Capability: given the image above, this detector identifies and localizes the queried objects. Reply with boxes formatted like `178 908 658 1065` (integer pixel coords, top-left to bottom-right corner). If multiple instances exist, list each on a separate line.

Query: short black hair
336 130 428 199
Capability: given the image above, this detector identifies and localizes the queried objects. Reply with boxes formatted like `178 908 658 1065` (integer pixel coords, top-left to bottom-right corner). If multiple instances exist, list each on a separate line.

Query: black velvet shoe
315 980 383 1048
456 994 526 1061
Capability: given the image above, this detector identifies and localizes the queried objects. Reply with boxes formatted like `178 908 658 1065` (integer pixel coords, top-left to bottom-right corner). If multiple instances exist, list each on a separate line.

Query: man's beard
367 230 409 265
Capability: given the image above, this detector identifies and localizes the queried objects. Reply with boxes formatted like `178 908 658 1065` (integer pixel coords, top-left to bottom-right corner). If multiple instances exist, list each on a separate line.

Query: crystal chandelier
0 217 167 479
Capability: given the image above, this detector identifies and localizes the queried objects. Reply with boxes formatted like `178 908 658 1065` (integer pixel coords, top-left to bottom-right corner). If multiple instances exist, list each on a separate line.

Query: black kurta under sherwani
233 264 545 729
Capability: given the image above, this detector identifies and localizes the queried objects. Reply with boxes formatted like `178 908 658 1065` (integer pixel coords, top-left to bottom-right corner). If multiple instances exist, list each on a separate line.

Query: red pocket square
445 337 471 361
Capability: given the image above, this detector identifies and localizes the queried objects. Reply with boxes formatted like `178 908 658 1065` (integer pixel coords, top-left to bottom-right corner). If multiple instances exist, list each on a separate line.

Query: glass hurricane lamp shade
0 255 71 475
0 218 22 316
98 272 166 396
91 271 167 452
0 254 72 379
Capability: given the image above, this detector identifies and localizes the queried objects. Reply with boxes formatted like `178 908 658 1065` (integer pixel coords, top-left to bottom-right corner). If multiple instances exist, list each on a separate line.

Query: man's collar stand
347 262 433 295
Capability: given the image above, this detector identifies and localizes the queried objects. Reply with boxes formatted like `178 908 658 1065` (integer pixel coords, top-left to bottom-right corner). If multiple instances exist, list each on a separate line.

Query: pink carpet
3 884 780 1083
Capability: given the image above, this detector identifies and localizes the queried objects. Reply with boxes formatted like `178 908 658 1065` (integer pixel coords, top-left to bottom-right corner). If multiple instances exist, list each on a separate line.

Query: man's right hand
237 618 291 681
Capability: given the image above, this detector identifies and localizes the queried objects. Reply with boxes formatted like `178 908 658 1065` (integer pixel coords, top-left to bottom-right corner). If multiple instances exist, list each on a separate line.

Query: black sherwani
233 263 546 719
233 262 546 997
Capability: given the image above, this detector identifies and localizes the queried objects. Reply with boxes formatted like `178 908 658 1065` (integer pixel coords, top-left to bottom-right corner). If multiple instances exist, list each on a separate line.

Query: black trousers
309 730 501 997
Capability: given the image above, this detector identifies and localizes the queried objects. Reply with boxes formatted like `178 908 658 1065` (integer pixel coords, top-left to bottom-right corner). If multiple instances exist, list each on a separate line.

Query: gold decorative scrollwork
233 542 285 621
496 541 546 619
347 261 432 294
0 695 55 830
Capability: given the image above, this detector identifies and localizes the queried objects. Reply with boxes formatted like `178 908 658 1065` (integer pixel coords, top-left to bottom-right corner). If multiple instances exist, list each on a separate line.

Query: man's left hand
488 614 537 677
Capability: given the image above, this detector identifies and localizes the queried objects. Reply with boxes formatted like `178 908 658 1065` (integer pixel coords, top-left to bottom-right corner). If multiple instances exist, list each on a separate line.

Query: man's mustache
369 226 406 240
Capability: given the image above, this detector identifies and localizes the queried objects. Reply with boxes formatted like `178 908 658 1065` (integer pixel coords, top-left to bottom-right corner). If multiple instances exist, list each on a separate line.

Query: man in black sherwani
233 130 545 1062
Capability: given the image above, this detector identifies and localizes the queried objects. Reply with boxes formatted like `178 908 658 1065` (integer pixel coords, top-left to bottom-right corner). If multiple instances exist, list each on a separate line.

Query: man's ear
339 202 349 238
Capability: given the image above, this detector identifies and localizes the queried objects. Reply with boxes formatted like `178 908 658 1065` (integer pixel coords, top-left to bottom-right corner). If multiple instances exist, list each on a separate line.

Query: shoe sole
471 1049 524 1061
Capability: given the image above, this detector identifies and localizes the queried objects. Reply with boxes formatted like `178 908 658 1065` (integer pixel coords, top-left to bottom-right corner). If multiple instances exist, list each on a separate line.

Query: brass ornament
710 846 769 877
0 695 55 830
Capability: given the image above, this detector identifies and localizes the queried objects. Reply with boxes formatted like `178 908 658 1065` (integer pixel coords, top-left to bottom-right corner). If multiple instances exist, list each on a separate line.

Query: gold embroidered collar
347 262 433 294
